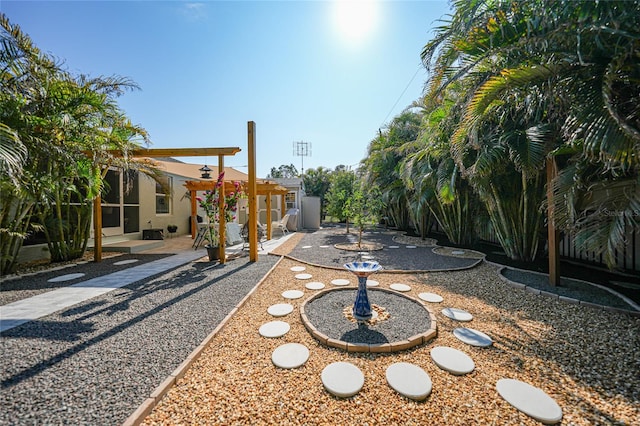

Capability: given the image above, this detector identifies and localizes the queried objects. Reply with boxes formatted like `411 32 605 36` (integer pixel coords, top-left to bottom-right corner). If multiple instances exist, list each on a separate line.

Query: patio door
101 169 123 236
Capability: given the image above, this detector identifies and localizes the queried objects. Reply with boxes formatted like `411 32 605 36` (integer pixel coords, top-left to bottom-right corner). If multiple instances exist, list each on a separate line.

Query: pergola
92 122 263 263
183 179 288 260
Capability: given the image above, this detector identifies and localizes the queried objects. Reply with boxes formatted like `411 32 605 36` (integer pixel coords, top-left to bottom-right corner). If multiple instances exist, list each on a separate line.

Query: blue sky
2 0 451 178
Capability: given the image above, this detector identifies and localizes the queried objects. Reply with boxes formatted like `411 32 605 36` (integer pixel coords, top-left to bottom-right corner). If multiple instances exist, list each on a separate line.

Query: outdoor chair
241 221 266 250
271 214 290 236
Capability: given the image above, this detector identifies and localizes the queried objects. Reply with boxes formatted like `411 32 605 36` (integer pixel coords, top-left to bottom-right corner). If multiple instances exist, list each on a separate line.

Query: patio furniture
271 214 290 236
242 221 265 250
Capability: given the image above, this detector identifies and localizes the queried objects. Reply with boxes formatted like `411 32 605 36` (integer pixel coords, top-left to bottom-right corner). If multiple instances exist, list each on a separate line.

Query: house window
155 176 172 214
285 192 296 210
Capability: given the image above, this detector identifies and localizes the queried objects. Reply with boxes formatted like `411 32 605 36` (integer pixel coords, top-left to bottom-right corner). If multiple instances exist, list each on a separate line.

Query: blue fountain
344 261 383 321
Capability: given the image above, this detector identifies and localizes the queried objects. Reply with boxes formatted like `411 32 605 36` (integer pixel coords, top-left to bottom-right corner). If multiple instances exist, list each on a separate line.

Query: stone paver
496 378 563 424
267 303 294 317
259 321 290 338
419 292 443 303
282 290 304 300
272 343 309 369
385 362 432 401
430 346 475 375
441 307 473 322
453 327 493 347
321 362 365 398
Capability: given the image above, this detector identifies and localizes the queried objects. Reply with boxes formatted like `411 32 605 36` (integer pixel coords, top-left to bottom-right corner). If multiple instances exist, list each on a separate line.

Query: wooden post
248 121 258 262
93 194 102 262
190 190 197 239
547 157 560 286
218 155 226 264
266 193 272 240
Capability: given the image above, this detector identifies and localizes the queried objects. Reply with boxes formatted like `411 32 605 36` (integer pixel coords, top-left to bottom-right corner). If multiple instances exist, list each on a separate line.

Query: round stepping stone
419 292 443 303
441 307 473 322
451 250 465 255
385 362 432 401
361 255 375 260
113 259 139 266
272 343 309 369
406 245 417 249
302 246 312 249
47 273 85 283
496 378 563 424
282 290 304 299
321 362 365 398
453 327 493 347
358 252 368 255
430 346 475 375
319 245 330 248
290 266 306 272
295 273 312 280
390 283 411 292
331 278 350 286
388 245 400 249
305 281 325 290
259 321 290 338
366 279 379 287
267 303 294 317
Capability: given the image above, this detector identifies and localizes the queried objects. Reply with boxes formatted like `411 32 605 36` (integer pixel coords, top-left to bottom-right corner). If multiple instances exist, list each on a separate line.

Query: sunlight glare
333 0 379 46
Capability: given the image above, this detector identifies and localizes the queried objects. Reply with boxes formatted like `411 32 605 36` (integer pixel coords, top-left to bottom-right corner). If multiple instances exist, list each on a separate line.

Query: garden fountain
344 261 382 321
300 259 437 353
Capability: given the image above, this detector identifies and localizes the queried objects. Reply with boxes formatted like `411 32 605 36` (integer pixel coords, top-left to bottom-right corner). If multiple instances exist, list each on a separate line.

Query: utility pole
293 141 311 175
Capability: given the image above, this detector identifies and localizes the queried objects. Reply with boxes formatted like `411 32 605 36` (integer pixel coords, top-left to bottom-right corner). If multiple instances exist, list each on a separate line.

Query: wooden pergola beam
107 147 242 157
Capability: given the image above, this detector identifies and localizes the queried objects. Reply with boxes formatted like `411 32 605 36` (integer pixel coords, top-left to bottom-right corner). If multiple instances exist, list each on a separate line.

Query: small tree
344 184 384 247
325 167 356 225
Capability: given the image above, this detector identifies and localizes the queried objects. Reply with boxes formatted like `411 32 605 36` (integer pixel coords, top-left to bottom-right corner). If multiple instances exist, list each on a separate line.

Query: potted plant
167 224 178 234
196 172 245 261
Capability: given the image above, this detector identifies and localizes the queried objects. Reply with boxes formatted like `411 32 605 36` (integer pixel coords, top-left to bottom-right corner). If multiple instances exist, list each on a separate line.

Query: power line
380 64 423 128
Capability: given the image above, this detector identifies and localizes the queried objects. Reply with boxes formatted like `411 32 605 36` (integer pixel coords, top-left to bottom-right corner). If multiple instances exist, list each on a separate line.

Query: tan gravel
142 234 640 425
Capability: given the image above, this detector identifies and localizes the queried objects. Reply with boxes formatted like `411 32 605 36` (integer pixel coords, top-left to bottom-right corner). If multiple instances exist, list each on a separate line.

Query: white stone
385 362 432 401
453 327 493 347
321 362 365 398
319 245 330 248
361 255 375 260
259 321 290 338
290 266 306 272
113 259 139 266
305 282 325 290
390 283 411 292
331 278 350 286
451 250 465 255
496 379 563 424
430 346 475 375
388 245 400 249
418 292 443 303
302 246 312 249
282 290 304 299
267 303 294 317
441 307 473 322
406 245 417 249
295 273 312 280
272 343 309 369
366 279 379 287
47 273 85 283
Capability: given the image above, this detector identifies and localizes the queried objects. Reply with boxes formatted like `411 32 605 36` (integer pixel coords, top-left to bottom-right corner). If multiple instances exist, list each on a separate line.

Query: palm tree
420 0 640 269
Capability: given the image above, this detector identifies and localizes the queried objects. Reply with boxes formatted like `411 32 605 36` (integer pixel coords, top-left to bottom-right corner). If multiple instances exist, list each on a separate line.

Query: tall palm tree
420 0 640 268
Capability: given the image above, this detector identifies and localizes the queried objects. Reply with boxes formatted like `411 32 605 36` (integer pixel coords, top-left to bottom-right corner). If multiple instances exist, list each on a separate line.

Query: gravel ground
0 253 171 305
0 254 279 425
286 228 481 271
142 232 640 425
501 268 637 310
